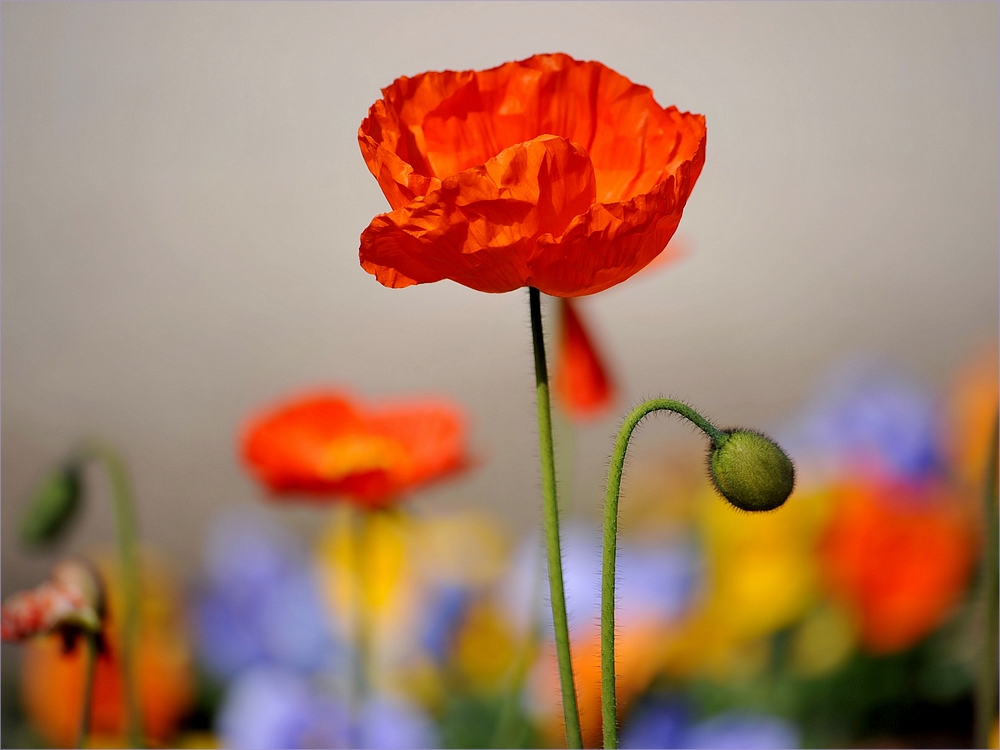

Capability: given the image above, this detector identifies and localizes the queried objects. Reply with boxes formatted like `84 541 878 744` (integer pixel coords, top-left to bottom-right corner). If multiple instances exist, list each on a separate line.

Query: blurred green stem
80 441 143 748
975 415 999 749
492 538 547 749
601 400 723 749
491 619 540 749
76 631 99 749
350 507 373 747
528 287 583 749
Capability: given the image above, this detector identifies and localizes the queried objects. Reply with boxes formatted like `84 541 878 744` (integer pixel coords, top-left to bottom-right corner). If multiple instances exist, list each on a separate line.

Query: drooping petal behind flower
554 299 616 420
241 391 468 508
359 53 706 297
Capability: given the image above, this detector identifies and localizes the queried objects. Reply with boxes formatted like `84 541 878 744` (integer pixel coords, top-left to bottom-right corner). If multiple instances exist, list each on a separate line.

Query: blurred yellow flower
410 511 508 588
452 602 518 693
700 488 832 639
315 507 513 691
659 489 833 681
316 508 416 644
789 602 858 677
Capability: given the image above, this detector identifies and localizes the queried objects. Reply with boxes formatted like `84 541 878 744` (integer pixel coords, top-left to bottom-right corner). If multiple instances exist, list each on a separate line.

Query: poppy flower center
318 435 411 481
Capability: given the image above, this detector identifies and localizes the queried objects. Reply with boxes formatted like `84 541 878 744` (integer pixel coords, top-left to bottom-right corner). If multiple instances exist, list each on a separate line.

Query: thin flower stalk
601 400 793 748
529 286 583 749
975 415 999 749
350 506 374 749
76 632 100 749
79 442 143 748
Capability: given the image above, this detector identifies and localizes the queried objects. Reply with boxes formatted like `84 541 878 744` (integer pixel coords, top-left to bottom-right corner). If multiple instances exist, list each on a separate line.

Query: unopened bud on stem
709 429 795 512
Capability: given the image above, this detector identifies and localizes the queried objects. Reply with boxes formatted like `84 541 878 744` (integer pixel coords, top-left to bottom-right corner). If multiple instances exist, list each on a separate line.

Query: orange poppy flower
533 623 665 747
21 558 193 748
241 391 468 508
819 482 977 654
943 341 998 487
554 299 616 420
358 53 706 297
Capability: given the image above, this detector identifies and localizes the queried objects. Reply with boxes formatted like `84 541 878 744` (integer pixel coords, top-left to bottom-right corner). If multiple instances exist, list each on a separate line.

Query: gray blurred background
2 1 997 599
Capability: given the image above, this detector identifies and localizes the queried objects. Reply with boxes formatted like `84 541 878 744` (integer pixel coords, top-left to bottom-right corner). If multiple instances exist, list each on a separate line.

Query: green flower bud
709 429 794 512
20 464 82 546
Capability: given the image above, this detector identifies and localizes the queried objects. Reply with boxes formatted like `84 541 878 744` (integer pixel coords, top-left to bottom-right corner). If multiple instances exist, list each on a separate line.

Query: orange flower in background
532 624 665 747
819 482 977 654
944 341 998 487
21 558 193 748
359 53 706 297
554 299 616 420
241 391 468 507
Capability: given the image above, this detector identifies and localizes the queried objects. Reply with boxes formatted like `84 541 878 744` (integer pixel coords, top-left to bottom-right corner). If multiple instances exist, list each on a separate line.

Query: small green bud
709 429 794 512
20 464 82 546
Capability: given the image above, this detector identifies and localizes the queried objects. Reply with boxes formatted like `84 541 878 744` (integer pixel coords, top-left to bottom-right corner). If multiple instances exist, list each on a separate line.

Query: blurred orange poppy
554 299 616 420
241 391 468 508
358 53 706 297
533 624 664 747
944 341 998 487
819 482 977 654
21 558 193 748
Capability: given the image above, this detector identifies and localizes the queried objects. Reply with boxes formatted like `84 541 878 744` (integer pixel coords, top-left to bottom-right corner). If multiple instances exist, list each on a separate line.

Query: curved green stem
975 414 999 750
80 441 143 748
76 631 99 749
529 287 583 749
601 399 723 749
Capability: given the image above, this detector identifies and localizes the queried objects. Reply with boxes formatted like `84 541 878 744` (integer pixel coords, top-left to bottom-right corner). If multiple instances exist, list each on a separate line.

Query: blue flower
780 359 942 482
216 666 439 750
358 696 440 749
622 699 689 749
192 510 342 679
684 711 800 749
217 667 350 750
622 703 800 750
419 585 470 662
503 524 700 635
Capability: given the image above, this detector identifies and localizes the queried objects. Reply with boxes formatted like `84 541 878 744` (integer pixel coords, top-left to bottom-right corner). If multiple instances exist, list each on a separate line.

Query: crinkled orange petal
820 484 977 654
359 53 706 297
526 155 701 297
361 135 597 293
241 391 468 507
554 299 615 420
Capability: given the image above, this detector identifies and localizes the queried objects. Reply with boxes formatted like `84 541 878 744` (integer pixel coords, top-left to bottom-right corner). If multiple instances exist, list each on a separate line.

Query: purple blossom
503 523 700 635
216 666 440 750
192 510 342 679
684 711 800 749
622 702 800 749
780 359 941 482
